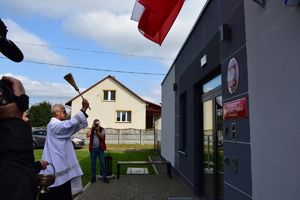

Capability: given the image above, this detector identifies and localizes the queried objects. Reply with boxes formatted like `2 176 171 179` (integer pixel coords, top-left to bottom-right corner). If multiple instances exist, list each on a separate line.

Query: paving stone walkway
76 174 197 200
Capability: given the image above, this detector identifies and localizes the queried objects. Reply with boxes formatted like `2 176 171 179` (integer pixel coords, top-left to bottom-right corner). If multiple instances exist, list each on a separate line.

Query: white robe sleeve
49 111 88 139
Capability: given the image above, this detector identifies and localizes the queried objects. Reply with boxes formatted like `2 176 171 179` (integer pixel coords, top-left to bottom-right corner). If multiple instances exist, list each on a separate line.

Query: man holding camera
0 76 38 200
86 119 109 183
0 19 38 199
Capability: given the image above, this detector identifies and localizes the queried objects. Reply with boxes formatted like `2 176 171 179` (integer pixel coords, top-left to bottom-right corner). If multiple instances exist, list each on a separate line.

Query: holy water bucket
36 163 55 193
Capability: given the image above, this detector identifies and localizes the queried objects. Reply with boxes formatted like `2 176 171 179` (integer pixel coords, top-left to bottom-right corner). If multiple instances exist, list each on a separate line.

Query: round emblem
227 58 239 94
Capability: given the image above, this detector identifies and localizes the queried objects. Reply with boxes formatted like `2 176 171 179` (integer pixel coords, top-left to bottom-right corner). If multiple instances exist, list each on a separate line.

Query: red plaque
223 98 247 120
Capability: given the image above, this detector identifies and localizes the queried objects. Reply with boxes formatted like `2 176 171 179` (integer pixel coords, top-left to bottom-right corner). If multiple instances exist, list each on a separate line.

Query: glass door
202 87 223 200
216 94 224 199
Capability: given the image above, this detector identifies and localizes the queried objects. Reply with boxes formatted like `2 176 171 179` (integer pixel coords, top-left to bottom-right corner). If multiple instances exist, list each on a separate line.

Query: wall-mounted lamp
253 0 266 9
201 55 207 67
173 83 177 91
283 0 300 6
220 24 231 42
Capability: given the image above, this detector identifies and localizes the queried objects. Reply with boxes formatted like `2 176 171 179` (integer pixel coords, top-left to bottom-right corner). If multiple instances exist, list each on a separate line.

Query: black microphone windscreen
0 38 24 62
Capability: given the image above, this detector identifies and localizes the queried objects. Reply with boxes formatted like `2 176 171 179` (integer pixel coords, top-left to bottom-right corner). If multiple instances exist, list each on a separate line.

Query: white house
65 75 161 129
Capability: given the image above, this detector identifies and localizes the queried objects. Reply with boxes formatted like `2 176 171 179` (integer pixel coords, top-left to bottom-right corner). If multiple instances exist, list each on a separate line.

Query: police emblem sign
227 58 239 94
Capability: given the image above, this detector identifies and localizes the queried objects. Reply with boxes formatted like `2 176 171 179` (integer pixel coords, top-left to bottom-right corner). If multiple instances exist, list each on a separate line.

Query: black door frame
201 85 222 200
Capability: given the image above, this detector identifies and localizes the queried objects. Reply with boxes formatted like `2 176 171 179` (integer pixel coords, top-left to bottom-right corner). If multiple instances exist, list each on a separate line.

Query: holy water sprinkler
63 73 91 110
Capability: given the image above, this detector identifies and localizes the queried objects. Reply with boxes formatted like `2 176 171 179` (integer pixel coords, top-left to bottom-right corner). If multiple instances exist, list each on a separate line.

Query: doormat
126 168 149 174
168 198 193 200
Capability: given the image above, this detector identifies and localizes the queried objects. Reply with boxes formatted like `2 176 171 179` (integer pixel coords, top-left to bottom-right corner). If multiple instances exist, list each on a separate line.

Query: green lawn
34 145 157 187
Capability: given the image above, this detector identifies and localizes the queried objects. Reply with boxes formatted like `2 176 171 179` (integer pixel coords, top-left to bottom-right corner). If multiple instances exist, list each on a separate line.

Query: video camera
0 80 29 112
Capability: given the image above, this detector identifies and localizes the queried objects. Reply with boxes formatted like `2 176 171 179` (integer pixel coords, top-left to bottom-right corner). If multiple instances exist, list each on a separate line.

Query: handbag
100 138 106 150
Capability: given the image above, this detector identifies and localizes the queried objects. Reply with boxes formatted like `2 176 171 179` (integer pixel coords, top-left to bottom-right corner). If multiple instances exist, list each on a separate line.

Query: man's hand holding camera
93 123 104 140
92 123 99 130
0 76 27 119
86 121 103 139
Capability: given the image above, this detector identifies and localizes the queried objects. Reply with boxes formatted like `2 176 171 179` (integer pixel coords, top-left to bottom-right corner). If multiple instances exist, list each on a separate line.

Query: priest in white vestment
38 99 89 200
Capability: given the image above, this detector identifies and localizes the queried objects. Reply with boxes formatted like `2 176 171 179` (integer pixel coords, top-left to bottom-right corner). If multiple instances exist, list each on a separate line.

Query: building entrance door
202 86 223 200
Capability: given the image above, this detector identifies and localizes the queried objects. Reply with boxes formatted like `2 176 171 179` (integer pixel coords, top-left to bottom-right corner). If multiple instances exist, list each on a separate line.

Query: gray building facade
161 0 300 199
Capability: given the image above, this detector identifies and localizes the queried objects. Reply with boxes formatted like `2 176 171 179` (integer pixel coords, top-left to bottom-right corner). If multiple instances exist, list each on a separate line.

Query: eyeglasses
57 110 67 114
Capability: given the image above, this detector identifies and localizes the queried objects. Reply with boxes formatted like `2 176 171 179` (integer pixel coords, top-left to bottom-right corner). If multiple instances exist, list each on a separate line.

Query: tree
27 101 52 127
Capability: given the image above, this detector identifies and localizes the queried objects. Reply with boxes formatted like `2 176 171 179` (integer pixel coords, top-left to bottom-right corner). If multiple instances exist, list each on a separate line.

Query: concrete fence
74 128 155 145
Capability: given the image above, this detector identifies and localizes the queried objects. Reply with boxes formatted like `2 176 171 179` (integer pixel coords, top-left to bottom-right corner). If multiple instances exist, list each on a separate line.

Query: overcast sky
0 0 207 107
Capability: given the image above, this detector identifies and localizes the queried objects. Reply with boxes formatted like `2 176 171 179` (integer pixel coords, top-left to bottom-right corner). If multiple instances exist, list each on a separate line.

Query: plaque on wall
227 58 239 94
223 97 247 120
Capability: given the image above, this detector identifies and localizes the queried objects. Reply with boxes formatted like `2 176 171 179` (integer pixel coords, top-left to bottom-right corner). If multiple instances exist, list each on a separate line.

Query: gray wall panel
223 142 252 196
224 183 252 200
220 2 246 62
245 1 300 199
161 66 176 165
202 0 219 44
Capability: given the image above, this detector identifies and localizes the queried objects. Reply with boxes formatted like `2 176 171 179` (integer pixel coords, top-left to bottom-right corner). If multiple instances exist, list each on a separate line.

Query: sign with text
223 97 247 120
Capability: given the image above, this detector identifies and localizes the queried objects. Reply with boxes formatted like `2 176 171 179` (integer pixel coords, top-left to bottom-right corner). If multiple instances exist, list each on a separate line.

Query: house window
116 111 131 122
103 90 116 101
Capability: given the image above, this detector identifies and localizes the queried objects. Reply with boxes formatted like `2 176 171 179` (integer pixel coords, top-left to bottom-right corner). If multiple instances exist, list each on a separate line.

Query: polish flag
131 0 185 45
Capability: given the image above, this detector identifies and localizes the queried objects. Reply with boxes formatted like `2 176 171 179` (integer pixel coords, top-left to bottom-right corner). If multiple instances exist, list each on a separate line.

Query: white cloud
140 84 162 104
142 96 157 104
2 19 68 64
0 73 82 105
2 0 206 68
62 11 161 56
1 72 161 106
62 0 206 68
134 79 151 86
0 0 135 18
151 88 162 97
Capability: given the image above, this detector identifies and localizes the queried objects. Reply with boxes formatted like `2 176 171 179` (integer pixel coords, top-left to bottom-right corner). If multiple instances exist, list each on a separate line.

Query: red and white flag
131 0 185 45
